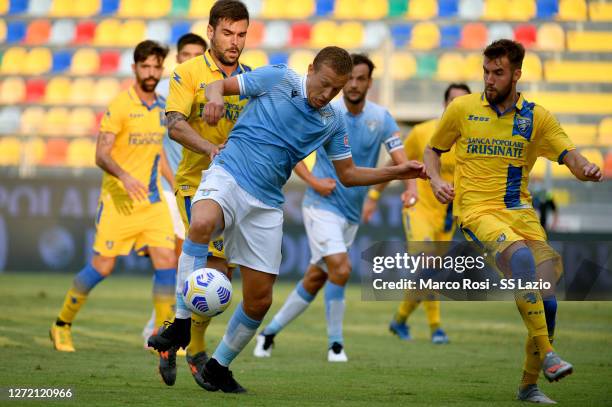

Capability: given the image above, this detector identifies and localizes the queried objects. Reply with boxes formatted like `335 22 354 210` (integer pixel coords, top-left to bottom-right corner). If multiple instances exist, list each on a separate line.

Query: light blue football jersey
157 77 182 192
214 64 352 208
303 100 402 223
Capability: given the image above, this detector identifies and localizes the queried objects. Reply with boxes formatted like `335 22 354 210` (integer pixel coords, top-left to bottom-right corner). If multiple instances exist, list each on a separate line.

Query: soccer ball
182 268 233 317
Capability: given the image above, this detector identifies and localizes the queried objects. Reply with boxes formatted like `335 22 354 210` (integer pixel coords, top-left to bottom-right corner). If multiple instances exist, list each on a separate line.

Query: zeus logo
467 115 490 122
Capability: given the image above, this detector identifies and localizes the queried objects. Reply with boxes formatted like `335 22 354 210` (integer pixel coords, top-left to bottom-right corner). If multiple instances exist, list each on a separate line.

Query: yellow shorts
402 204 455 242
93 194 175 257
459 208 559 268
176 193 228 261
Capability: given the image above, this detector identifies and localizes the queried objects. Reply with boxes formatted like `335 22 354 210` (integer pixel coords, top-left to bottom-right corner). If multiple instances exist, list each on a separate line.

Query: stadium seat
440 25 461 47
146 20 171 44
0 19 6 43
70 78 95 105
170 0 189 16
0 137 22 166
261 0 285 18
408 0 438 19
487 23 514 43
190 20 208 37
359 0 389 19
99 51 120 74
67 108 96 137
311 20 337 49
42 108 70 137
25 47 52 75
118 49 133 75
482 0 505 20
536 23 564 51
438 0 459 17
118 0 140 17
243 0 263 17
41 138 69 166
545 61 612 83
410 22 440 50
390 52 416 80
6 20 26 43
530 157 547 179
51 50 72 73
0 77 25 104
0 107 21 133
163 50 177 76
74 20 96 44
245 20 265 48
460 23 487 49
240 50 269 69
1 47 26 74
170 21 191 45
45 77 71 104
8 0 28 14
508 0 536 20
416 54 438 79
462 52 483 80
536 0 558 19
337 22 364 49
67 138 96 168
20 106 46 135
514 24 537 48
437 52 465 80
557 0 586 21
24 137 46 166
523 92 612 115
315 0 334 16
562 123 597 146
49 0 74 16
551 160 572 178
390 24 412 48
579 148 603 171
288 50 315 75
286 0 315 19
93 78 120 106
49 19 75 45
262 21 292 48
71 48 99 76
567 31 612 52
334 0 360 19
73 0 101 17
604 151 612 178
94 19 121 46
25 79 46 102
268 52 289 65
25 19 51 44
141 0 172 18
118 20 145 47
598 118 612 147
589 2 612 22
388 0 409 17
100 0 120 15
362 22 388 49
28 0 52 16
458 0 484 19
369 52 384 79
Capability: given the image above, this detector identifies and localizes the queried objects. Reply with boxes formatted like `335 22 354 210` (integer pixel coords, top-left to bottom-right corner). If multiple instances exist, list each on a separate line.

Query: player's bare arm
203 77 240 126
294 161 336 196
332 156 426 188
563 149 603 182
166 111 220 160
95 131 147 201
424 145 455 204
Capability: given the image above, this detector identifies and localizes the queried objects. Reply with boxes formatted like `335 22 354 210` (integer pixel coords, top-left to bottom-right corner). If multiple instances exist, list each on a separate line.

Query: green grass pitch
0 272 611 406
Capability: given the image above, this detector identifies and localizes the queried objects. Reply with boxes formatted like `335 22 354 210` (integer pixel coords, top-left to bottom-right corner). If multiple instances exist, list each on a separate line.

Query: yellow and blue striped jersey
429 93 575 218
166 49 250 196
99 86 166 205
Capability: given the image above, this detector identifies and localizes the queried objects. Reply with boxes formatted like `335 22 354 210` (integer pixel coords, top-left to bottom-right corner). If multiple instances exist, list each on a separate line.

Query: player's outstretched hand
203 95 225 126
582 162 603 182
119 173 148 202
431 178 454 204
313 177 336 196
395 160 428 180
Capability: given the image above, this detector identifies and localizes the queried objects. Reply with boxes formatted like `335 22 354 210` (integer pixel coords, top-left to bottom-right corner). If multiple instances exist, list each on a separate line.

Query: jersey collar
128 86 165 111
202 49 246 78
481 92 525 116
301 74 308 99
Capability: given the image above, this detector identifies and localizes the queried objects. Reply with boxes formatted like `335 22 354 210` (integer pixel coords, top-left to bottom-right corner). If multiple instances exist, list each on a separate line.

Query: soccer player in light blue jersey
253 54 414 363
148 46 427 393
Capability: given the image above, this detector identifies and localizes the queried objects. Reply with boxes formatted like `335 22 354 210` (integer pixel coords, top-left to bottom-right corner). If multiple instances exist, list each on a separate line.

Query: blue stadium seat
52 50 72 73
536 0 558 18
440 25 461 48
268 52 289 65
6 21 27 43
9 0 28 14
171 21 191 45
390 24 412 48
315 0 334 16
100 0 120 15
438 0 459 17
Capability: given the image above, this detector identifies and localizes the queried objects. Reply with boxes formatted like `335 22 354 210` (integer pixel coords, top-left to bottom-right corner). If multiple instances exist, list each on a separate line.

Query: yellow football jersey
167 49 251 196
429 93 575 219
99 86 167 206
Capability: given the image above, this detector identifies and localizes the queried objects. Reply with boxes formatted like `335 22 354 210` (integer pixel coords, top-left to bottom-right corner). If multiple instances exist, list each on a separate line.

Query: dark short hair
177 33 207 52
313 46 353 76
209 0 249 29
483 39 525 70
133 40 169 64
351 53 375 78
444 83 471 102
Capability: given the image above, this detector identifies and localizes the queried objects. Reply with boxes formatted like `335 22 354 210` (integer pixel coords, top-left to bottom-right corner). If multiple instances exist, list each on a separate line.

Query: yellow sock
153 295 175 328
395 293 420 324
57 288 88 324
521 335 541 388
186 313 211 355
514 290 553 358
534 335 553 359
423 299 441 333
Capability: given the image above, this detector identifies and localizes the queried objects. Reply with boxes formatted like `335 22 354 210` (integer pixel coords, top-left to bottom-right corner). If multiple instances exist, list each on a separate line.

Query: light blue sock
213 303 261 367
325 281 346 347
176 238 208 318
73 263 105 294
262 280 315 336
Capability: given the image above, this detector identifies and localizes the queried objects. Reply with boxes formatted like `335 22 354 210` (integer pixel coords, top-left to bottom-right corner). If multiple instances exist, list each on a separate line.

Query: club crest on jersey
320 110 332 125
213 240 224 251
516 116 531 135
496 233 506 243
106 240 114 249
366 120 378 132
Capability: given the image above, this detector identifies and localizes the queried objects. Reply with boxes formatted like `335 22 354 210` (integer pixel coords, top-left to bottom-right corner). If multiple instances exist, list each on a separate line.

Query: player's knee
189 217 216 242
329 259 351 285
509 247 536 281
243 295 272 320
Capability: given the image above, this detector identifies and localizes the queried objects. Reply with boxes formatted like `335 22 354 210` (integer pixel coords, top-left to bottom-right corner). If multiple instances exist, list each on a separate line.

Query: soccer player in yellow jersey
50 41 176 353
150 0 251 389
425 39 603 404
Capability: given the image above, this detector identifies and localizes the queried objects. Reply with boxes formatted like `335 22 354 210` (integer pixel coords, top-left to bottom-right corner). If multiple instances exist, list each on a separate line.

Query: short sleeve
166 63 195 117
99 97 125 135
236 64 287 97
381 110 403 153
429 99 462 153
324 116 352 161
535 108 576 164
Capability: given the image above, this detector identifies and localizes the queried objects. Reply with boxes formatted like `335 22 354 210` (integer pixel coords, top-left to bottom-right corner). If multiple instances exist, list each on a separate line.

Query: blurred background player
138 32 207 386
425 39 603 404
363 83 471 345
50 40 176 353
150 0 251 389
148 46 427 392
253 54 412 362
